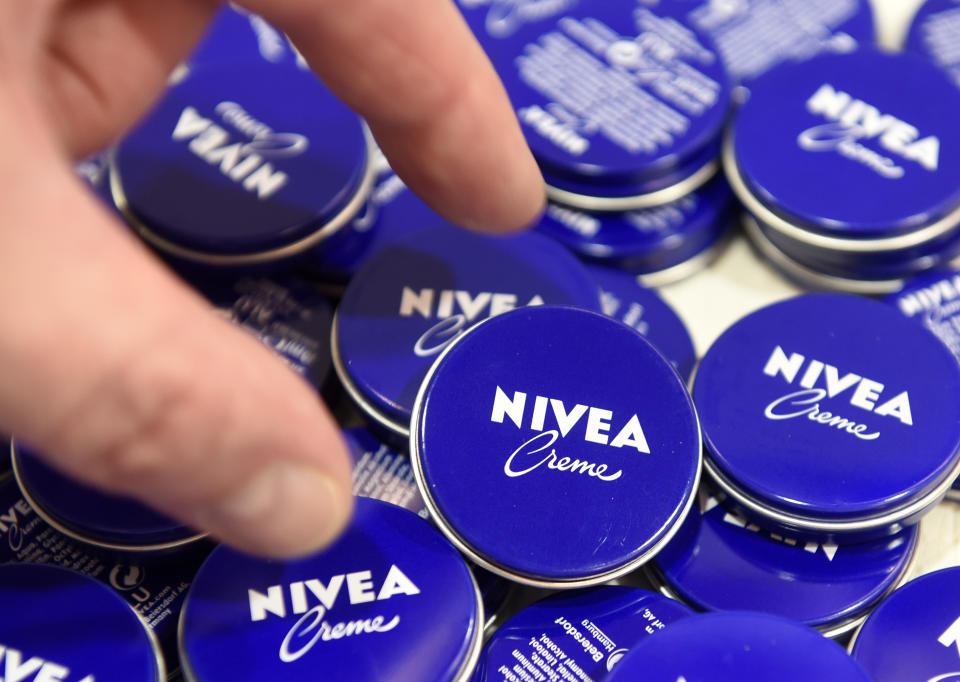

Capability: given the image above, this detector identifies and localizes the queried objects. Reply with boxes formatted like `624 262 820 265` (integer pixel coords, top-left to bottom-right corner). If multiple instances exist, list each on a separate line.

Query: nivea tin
12 441 205 553
906 0 960 88
648 489 919 639
472 586 693 681
650 0 875 86
726 50 960 283
536 178 734 284
411 305 701 588
345 427 425 516
111 60 376 272
693 294 960 541
188 6 306 70
457 1 732 210
849 567 960 681
178 497 483 682
0 563 165 681
332 221 602 441
887 268 960 502
605 612 872 681
588 264 697 379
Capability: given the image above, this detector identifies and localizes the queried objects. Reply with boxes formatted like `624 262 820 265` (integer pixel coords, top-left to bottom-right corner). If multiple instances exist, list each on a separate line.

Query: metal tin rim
703 450 960 536
111 125 378 266
742 214 907 296
177 547 485 682
409 309 704 590
545 158 718 212
10 440 207 553
636 230 731 288
724 130 960 253
330 312 410 440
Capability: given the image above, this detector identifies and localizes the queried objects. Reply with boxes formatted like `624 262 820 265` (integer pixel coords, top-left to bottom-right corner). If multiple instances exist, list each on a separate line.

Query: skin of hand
0 0 544 557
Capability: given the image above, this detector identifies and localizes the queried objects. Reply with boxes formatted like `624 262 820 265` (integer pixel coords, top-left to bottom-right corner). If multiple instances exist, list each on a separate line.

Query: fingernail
196 461 352 558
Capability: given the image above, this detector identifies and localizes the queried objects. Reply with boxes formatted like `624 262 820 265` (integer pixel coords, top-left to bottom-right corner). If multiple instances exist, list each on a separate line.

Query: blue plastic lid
588 265 697 379
189 6 307 69
12 442 202 551
457 1 731 199
652 491 918 634
851 567 960 680
179 497 482 682
693 294 960 531
536 178 733 273
344 427 425 516
733 49 960 237
334 221 602 436
473 586 693 681
411 305 701 586
605 612 872 681
0 563 163 681
113 60 370 257
651 0 875 85
906 0 960 89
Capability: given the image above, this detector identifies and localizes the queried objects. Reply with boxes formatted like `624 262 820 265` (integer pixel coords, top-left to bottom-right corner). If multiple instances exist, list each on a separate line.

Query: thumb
0 108 352 558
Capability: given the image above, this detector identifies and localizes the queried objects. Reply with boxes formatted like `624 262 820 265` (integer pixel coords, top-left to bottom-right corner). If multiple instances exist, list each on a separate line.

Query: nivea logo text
898 274 960 317
0 645 93 682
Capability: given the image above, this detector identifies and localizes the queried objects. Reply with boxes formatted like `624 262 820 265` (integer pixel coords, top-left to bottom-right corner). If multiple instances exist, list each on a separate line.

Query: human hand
0 0 543 556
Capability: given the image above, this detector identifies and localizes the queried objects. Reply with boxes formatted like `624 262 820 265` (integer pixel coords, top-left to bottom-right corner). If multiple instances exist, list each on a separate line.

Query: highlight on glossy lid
0 563 164 682
112 59 373 262
650 490 918 637
850 566 960 681
457 0 731 208
605 611 873 681
411 306 701 588
472 586 693 681
179 497 482 682
693 294 960 537
12 441 203 551
333 220 602 437
905 0 960 88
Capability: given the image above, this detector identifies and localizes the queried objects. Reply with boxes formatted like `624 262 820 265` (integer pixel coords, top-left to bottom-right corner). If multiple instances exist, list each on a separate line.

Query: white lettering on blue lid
458 0 576 38
798 83 941 177
898 275 960 317
0 645 94 682
939 615 960 657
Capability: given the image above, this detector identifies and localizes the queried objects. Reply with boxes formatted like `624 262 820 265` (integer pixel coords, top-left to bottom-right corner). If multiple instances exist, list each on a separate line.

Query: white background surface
662 0 960 578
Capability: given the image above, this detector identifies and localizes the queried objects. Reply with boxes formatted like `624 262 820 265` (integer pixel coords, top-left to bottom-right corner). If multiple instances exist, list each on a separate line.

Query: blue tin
693 294 960 540
727 50 960 283
410 305 701 588
0 474 211 677
111 60 376 270
12 441 204 552
344 427 426 516
588 264 697 379
333 221 602 440
188 6 306 70
0 563 165 681
649 490 918 638
472 586 693 681
850 567 960 680
906 0 960 89
537 178 734 283
457 1 732 210
650 0 875 86
605 611 872 681
179 497 483 682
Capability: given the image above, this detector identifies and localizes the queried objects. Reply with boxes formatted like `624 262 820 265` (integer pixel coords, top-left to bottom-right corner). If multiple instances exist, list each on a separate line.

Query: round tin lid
650 0 875 85
536 177 733 273
732 49 960 238
184 272 333 390
850 567 960 680
605 611 872 681
905 0 960 89
344 427 426 516
179 497 483 682
188 6 306 69
0 563 164 682
693 294 960 530
411 305 701 587
588 265 697 379
334 221 602 437
652 490 918 634
456 1 731 202
112 61 372 260
12 442 203 551
887 268 960 365
472 586 694 681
